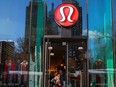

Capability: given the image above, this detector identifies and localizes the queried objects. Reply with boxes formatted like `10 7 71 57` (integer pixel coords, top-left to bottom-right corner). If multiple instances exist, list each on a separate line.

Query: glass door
43 39 87 87
44 40 68 87
67 42 87 87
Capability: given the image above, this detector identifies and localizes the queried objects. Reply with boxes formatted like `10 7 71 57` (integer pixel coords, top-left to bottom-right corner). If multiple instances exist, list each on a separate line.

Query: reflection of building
25 1 43 87
45 3 59 35
0 41 14 64
0 40 14 74
25 1 38 61
62 0 72 3
71 1 82 36
62 0 82 37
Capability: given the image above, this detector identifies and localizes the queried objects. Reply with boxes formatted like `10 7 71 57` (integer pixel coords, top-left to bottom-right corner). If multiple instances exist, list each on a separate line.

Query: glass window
88 0 114 87
0 0 115 87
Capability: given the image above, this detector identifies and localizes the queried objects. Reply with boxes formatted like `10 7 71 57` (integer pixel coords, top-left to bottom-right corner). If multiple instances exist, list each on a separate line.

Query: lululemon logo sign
54 3 79 27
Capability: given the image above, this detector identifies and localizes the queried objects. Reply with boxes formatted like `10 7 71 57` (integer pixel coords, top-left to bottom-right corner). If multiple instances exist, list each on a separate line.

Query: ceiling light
78 47 83 50
50 53 54 56
48 46 53 50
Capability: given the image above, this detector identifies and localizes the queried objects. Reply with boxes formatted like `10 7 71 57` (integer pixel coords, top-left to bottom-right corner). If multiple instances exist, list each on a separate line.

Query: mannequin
21 60 28 85
4 59 16 84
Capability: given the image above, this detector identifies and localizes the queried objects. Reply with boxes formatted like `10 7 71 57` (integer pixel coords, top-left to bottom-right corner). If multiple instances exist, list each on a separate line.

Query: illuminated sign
54 3 79 27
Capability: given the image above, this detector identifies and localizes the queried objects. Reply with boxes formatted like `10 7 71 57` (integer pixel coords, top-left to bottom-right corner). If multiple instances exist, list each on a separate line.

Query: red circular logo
54 3 79 27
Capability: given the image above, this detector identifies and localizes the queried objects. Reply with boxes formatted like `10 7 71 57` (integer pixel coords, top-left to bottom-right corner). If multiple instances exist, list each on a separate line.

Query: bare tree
15 37 29 61
16 37 25 53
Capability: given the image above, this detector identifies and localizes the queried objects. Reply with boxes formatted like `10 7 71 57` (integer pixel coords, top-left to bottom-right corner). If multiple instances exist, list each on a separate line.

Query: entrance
43 38 88 87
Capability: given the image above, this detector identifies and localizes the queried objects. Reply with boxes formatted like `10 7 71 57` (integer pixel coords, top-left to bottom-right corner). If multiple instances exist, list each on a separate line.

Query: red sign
54 3 79 27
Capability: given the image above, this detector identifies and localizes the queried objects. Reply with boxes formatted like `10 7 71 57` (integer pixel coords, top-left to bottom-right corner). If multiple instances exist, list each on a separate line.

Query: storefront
43 37 88 87
0 0 115 87
35 0 115 87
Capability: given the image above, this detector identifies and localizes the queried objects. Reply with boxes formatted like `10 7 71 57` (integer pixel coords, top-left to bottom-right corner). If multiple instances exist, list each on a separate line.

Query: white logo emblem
59 6 74 23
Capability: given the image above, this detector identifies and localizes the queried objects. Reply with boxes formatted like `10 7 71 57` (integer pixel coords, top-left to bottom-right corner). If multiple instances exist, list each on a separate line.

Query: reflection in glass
88 0 114 87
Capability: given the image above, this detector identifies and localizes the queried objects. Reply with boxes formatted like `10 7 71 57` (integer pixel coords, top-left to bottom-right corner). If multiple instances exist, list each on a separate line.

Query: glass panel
0 0 30 86
88 0 114 87
67 41 87 87
0 0 115 87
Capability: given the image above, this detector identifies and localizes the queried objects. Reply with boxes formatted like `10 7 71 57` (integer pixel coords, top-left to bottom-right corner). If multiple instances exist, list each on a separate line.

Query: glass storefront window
88 0 114 87
0 0 30 86
0 0 115 87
